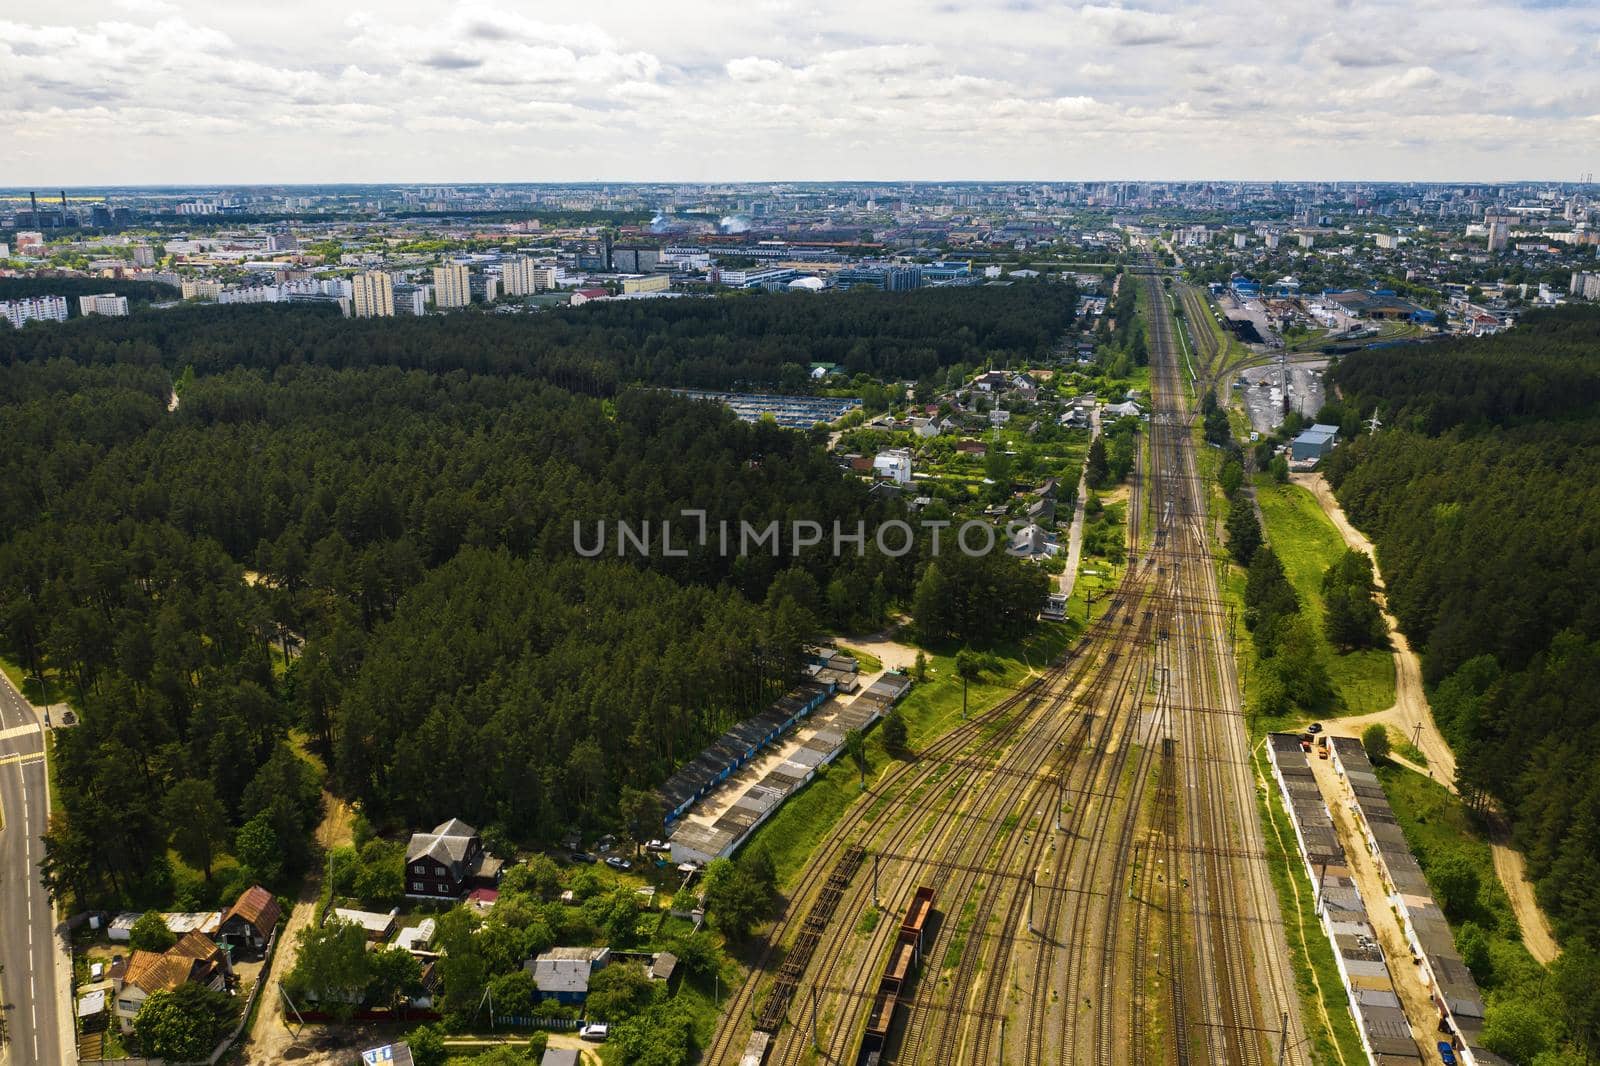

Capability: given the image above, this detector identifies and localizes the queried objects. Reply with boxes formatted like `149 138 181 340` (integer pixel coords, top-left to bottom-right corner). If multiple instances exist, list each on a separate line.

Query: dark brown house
218 885 281 957
406 818 505 901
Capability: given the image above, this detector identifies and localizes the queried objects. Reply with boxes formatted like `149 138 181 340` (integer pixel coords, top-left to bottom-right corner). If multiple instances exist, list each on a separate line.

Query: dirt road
242 791 356 1065
1292 473 1560 965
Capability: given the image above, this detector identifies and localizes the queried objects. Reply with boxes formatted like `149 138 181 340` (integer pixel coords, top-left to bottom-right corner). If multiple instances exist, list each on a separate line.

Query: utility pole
1029 870 1038 936
811 987 820 1051
999 1017 1007 1064
1277 1010 1288 1066
1412 720 1423 752
873 852 880 908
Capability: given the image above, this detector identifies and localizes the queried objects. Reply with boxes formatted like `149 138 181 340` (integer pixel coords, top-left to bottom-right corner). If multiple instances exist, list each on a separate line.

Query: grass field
1377 765 1549 1020
1252 475 1395 719
744 622 1078 887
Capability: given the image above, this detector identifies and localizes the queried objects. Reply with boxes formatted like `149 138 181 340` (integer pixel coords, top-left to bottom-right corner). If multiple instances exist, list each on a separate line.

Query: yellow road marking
0 752 45 768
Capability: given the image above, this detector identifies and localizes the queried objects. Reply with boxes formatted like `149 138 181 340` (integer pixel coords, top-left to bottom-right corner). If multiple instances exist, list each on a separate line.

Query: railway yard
707 258 1311 1066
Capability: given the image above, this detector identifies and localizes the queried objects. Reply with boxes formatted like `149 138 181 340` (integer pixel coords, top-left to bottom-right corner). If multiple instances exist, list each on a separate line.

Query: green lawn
743 622 1077 887
1252 476 1395 718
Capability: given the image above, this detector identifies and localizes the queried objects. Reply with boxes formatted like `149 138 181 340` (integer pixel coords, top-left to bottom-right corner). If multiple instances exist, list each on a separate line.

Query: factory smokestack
30 191 38 221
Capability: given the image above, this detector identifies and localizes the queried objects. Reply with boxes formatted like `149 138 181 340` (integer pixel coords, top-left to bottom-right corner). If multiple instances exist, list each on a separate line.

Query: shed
1291 424 1339 461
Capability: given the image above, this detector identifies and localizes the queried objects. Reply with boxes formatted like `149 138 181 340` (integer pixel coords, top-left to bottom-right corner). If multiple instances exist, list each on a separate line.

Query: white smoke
718 214 751 234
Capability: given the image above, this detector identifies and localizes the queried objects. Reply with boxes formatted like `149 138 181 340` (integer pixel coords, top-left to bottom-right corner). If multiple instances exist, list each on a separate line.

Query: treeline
0 278 1075 391
1329 305 1600 433
0 301 1056 910
0 276 179 307
1323 304 1600 953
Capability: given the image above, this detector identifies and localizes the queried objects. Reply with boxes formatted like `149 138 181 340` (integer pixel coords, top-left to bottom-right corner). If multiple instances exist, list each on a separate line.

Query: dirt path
241 790 356 1065
1292 473 1560 965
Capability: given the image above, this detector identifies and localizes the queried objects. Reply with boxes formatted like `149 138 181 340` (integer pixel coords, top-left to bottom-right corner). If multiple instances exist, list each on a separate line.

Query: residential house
406 818 506 901
218 885 281 957
1008 524 1060 559
111 932 229 1032
1103 400 1142 420
955 439 987 457
570 287 609 305
910 418 940 439
524 946 611 1005
872 448 913 485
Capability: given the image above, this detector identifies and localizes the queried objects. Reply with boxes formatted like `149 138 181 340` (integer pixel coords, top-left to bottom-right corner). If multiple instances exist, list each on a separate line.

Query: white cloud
5 0 1597 182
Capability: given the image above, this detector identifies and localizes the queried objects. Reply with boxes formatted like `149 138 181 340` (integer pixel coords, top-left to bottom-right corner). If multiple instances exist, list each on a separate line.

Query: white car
579 1023 609 1042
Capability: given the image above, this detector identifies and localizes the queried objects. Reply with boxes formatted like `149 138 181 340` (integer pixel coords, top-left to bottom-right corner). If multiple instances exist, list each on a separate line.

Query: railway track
707 250 1309 1066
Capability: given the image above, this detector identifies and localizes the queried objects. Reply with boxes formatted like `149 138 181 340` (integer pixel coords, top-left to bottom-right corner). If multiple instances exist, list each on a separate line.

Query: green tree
1552 939 1600 1059
408 1024 447 1066
163 777 229 881
1225 496 1262 565
134 984 236 1061
128 910 175 953
619 787 663 857
366 947 423 1010
1430 850 1481 923
283 918 370 1020
1219 459 1243 498
955 648 985 720
845 728 869 789
1481 998 1553 1063
235 814 283 885
1085 435 1110 488
585 962 656 1021
913 650 927 682
1361 723 1391 764
880 711 908 753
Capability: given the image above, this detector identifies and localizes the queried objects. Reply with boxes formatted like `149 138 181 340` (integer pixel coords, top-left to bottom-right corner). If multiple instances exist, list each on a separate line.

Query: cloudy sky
5 0 1599 184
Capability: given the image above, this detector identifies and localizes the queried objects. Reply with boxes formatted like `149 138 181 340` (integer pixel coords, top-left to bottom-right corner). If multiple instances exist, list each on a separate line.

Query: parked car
645 839 669 852
595 834 618 851
569 851 597 865
1437 1042 1457 1066
605 857 633 871
580 1023 609 1042
1307 722 1323 734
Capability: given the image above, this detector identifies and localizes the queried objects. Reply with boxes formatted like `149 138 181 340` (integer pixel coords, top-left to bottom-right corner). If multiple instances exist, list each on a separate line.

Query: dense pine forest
0 287 1060 911
1323 306 1600 950
0 279 1075 390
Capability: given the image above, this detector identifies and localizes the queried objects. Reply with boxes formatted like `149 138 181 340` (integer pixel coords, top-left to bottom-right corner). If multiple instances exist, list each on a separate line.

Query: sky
4 0 1599 185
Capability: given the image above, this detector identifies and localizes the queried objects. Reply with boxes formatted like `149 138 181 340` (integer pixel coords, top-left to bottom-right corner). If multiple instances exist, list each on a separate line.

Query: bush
128 910 175 952
1361 723 1391 764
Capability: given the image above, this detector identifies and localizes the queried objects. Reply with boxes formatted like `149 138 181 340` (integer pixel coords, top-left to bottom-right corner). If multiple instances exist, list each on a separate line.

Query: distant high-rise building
433 263 471 308
501 256 540 295
393 284 427 316
470 272 500 303
351 271 395 317
180 278 224 301
78 293 129 317
1487 216 1511 252
0 295 69 329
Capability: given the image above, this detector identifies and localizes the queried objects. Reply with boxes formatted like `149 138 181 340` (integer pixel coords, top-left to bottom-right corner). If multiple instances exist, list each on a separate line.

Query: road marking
0 751 45 768
0 722 41 742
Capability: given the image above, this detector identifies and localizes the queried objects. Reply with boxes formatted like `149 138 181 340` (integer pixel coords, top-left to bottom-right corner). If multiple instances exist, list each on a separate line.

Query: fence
79 921 281 1066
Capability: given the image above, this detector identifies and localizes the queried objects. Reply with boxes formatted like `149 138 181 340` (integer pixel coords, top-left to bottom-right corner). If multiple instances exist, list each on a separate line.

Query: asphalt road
0 670 71 1066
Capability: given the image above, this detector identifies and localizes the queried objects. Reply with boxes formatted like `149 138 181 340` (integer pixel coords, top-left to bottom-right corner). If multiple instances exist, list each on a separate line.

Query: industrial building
1291 423 1340 462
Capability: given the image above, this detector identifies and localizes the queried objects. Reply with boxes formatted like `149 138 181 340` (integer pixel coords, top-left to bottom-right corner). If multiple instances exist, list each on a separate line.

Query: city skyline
5 0 1599 185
